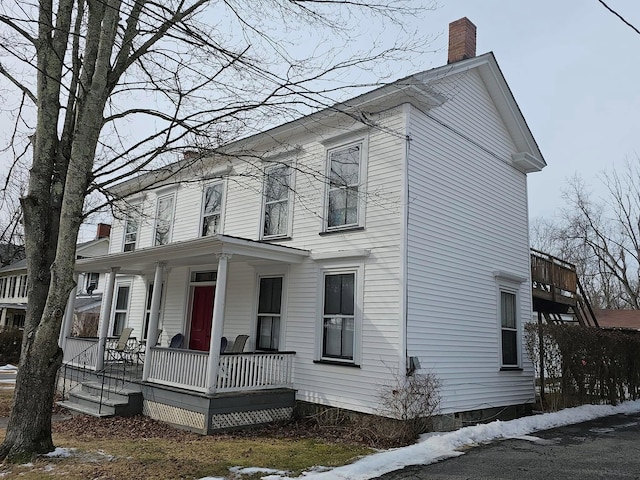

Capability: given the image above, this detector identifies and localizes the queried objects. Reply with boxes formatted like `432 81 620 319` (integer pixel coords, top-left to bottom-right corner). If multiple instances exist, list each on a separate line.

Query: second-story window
123 213 139 252
262 165 291 239
154 193 175 246
326 142 363 230
201 183 224 236
8 276 17 298
85 272 99 294
18 275 28 297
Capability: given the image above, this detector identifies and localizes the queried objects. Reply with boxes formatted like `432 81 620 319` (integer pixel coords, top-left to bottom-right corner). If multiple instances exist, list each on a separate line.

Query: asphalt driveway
376 411 640 480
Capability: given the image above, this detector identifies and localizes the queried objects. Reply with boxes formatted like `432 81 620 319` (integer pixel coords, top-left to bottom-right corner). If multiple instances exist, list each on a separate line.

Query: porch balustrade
147 347 209 392
145 348 295 392
62 337 99 369
62 341 295 393
217 351 295 392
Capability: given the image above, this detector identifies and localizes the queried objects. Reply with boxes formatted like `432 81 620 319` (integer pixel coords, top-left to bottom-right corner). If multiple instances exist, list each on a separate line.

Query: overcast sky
423 0 640 221
1 1 638 236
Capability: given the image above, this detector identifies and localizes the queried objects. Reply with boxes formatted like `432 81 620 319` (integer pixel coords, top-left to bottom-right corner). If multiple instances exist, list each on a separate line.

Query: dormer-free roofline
109 52 545 197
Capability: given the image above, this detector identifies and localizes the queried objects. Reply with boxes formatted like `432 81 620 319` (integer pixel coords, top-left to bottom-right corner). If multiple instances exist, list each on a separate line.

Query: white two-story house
63 18 545 433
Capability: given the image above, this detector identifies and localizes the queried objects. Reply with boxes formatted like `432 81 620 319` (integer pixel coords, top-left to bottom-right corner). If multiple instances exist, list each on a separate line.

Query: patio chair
134 329 162 364
228 334 249 353
106 327 134 364
220 336 228 353
169 333 184 349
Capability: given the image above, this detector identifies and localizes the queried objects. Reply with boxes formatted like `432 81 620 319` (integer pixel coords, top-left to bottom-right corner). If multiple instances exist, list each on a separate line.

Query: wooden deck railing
531 249 578 303
63 337 99 369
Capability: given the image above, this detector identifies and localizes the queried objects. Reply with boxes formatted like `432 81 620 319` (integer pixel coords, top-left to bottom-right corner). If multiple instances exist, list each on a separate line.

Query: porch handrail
217 351 295 392
145 348 295 393
62 337 99 369
146 347 209 392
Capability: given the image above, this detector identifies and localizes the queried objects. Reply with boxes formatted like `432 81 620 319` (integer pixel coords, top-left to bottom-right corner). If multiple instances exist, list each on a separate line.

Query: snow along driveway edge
259 400 640 480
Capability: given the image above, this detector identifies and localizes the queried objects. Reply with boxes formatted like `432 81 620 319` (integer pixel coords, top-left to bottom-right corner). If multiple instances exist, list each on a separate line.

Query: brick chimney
96 223 111 239
448 17 476 64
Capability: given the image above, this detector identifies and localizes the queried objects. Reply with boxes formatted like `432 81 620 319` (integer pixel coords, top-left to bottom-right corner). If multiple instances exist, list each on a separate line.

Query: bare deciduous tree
533 163 640 310
0 0 435 461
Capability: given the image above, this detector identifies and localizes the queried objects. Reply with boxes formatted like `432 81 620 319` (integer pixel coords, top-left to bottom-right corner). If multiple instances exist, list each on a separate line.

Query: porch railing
217 351 295 392
146 347 209 392
146 348 295 392
62 337 99 369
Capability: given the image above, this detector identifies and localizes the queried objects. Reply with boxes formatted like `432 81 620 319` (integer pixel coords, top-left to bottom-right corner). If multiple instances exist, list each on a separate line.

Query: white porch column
96 267 119 371
59 273 79 348
142 262 165 382
205 253 231 394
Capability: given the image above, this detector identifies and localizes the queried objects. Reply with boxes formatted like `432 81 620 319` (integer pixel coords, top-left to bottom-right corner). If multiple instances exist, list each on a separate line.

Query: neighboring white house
0 224 110 330
67 18 545 431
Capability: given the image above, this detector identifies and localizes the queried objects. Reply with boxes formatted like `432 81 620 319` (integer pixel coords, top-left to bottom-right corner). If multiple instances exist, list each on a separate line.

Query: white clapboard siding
406 69 534 414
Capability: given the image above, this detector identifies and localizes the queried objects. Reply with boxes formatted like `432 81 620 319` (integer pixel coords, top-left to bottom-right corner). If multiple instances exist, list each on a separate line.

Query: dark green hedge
526 323 640 408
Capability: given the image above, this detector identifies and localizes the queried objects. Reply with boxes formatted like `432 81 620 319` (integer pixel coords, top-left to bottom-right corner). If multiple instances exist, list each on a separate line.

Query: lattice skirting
210 407 293 431
143 400 206 431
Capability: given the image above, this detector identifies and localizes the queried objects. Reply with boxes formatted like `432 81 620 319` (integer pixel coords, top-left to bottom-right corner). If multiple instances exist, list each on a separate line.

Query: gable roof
0 237 110 274
110 52 545 197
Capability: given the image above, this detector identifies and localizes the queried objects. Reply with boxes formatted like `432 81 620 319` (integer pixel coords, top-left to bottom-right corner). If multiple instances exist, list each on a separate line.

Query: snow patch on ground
44 447 76 458
230 466 288 476
226 400 640 480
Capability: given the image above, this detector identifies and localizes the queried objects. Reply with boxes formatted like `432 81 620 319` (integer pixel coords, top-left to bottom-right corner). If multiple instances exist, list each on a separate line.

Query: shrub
375 370 441 444
0 327 22 365
525 323 640 410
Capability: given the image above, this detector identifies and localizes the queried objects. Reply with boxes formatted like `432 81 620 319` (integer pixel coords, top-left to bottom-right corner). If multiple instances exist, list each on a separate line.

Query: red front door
189 285 215 351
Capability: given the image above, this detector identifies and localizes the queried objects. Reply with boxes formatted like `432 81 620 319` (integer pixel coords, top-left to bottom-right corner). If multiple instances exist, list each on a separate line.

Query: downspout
399 103 411 376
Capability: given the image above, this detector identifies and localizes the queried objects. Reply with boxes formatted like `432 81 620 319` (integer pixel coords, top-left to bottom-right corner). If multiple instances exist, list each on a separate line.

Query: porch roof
74 234 309 274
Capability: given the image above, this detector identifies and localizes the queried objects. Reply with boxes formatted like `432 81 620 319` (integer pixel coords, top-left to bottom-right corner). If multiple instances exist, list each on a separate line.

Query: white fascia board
310 249 371 261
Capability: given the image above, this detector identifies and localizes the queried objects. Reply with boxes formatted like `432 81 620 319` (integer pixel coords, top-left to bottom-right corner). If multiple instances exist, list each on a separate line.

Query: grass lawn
0 388 373 479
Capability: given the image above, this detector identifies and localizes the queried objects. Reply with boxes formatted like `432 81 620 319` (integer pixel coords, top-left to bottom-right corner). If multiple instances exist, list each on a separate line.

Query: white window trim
199 180 227 237
110 282 132 337
315 262 364 365
252 271 288 351
496 281 522 369
153 191 177 246
260 162 295 240
322 138 368 233
143 280 165 340
122 211 140 252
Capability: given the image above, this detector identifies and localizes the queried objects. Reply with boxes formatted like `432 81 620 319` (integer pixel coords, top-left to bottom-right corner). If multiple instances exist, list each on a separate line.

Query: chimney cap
448 17 477 64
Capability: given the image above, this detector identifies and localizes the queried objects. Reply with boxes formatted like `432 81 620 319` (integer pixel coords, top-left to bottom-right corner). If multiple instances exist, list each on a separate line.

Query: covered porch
61 234 309 395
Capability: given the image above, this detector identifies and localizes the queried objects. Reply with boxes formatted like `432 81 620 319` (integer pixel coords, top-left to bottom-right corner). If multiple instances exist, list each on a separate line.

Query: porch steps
58 381 143 418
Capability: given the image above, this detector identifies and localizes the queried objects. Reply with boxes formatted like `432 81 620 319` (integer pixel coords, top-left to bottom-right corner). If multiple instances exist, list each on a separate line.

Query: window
322 272 355 360
8 277 16 298
500 290 518 367
123 214 139 252
112 284 131 336
12 313 25 328
0 278 5 298
18 275 28 297
326 142 363 230
201 183 224 236
143 282 163 339
154 193 175 246
262 165 291 238
256 277 283 350
85 272 99 294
